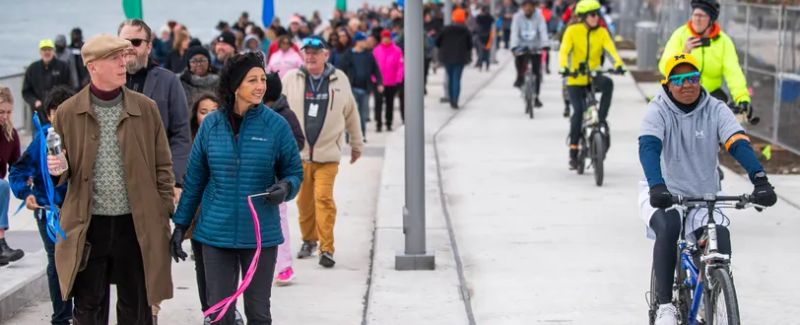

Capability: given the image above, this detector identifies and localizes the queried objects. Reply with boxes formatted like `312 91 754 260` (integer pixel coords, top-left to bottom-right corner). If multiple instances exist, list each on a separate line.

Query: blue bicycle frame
678 241 704 325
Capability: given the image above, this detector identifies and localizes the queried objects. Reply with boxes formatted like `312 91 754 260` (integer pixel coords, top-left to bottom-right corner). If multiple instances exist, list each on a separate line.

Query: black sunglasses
587 12 599 17
126 38 149 47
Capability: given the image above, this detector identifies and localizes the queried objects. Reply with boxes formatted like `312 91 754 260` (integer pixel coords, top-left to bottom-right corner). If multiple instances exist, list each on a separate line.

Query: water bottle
46 127 68 175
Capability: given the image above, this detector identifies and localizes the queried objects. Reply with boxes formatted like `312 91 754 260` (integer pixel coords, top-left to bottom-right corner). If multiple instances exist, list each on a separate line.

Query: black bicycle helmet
691 0 720 21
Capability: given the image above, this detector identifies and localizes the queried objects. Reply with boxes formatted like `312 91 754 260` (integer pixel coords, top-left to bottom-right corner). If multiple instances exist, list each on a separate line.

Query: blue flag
33 115 67 243
262 0 275 28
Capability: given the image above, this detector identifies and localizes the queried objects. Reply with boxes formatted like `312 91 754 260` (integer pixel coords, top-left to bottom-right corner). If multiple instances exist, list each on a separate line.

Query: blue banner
262 0 274 27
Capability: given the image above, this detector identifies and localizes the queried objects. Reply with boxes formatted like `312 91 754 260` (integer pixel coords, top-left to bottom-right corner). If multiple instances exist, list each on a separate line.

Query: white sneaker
655 304 678 325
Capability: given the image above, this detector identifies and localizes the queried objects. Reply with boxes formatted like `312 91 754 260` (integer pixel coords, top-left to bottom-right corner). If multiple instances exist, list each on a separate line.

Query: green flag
336 0 347 12
123 0 143 19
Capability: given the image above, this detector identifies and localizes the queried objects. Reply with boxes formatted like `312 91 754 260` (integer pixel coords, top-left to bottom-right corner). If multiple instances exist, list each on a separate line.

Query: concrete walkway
4 49 800 324
436 52 800 323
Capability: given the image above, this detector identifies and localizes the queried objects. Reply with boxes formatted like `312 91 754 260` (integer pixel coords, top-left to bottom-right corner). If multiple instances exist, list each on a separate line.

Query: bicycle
514 47 542 119
563 65 622 186
646 193 764 325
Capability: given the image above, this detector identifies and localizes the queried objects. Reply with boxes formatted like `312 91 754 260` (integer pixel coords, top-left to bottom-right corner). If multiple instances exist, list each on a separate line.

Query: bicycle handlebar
561 68 623 78
670 193 762 210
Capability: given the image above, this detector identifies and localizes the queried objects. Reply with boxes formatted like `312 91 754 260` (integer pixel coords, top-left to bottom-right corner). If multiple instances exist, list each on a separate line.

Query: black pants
502 28 511 49
203 244 278 325
374 85 401 129
424 57 432 89
566 75 614 145
191 239 209 311
650 209 732 304
72 214 152 325
35 209 73 325
515 53 542 95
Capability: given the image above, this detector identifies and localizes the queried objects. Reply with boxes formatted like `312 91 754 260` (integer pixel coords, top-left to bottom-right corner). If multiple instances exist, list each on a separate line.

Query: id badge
309 103 319 117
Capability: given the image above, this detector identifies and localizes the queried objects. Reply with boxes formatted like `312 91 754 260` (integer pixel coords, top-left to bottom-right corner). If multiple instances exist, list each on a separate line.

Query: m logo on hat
674 54 686 60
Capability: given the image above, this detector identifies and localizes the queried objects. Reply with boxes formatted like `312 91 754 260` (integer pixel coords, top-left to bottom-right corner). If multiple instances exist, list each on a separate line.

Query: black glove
649 184 673 209
170 224 188 263
614 66 627 75
559 67 569 77
738 101 753 119
751 173 777 207
264 181 291 205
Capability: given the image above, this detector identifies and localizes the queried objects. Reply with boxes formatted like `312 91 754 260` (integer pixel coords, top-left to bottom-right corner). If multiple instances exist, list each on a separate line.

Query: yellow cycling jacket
659 23 751 104
559 23 623 86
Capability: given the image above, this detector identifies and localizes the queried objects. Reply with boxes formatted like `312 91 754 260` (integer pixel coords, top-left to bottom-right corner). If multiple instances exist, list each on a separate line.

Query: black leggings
650 209 732 304
566 75 613 145
515 53 542 94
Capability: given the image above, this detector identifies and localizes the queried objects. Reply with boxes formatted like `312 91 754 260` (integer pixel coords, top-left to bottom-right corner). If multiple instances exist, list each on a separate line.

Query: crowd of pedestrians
0 1 546 324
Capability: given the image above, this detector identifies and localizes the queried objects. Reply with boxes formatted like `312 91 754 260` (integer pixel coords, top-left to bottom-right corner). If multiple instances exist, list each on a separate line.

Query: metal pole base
395 251 435 271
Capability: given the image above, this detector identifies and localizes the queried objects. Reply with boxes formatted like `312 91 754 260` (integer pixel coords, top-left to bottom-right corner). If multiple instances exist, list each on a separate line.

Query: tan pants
297 162 339 254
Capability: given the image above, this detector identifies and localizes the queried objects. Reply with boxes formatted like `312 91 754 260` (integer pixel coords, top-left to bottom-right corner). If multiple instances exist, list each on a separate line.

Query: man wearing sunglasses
118 19 190 210
558 0 625 170
638 53 776 325
659 0 753 121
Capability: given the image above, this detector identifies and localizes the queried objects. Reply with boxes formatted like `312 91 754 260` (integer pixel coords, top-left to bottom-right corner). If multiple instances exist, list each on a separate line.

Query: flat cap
81 34 131 65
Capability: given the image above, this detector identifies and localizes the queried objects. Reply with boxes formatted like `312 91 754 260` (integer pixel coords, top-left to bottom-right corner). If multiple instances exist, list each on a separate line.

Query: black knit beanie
264 72 282 103
184 45 211 67
218 52 266 110
227 53 265 93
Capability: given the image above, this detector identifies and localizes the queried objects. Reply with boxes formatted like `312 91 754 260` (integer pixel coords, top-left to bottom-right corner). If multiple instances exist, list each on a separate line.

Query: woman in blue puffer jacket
171 52 303 325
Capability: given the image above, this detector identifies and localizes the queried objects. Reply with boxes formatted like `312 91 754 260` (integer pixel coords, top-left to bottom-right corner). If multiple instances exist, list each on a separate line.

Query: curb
0 250 48 322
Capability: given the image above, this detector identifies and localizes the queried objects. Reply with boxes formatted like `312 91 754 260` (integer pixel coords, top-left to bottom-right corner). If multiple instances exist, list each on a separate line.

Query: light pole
396 0 435 271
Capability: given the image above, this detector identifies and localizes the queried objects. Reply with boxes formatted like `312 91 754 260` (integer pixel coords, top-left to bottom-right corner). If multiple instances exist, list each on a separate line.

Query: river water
0 0 393 76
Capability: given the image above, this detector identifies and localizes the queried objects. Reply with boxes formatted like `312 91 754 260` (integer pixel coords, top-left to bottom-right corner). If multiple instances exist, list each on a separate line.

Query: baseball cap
353 31 368 42
301 36 328 50
39 39 55 50
661 53 701 84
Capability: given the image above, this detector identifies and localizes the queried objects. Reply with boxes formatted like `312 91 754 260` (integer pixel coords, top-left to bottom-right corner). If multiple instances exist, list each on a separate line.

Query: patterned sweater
90 93 131 216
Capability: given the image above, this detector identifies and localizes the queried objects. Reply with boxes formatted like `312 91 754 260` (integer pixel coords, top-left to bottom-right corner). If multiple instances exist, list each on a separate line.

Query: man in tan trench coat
49 34 175 325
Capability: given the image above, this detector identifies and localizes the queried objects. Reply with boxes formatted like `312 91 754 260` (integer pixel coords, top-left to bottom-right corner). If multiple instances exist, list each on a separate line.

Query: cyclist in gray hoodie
510 0 550 107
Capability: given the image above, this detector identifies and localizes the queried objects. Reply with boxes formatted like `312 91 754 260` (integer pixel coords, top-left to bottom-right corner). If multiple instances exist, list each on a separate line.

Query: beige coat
281 66 363 163
52 86 175 304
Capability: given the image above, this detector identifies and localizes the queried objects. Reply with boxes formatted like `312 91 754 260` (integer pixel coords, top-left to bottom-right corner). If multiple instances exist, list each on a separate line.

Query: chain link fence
616 0 800 155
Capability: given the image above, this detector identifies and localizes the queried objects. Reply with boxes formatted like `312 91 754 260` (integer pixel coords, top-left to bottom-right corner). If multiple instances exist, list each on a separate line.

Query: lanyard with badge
307 76 324 118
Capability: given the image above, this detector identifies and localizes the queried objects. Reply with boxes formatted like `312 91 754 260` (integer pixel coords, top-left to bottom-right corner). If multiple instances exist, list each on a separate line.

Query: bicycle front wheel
592 131 605 186
704 267 741 325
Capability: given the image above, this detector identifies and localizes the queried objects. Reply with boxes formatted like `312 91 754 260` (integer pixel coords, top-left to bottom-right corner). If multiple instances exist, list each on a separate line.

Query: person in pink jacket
267 35 304 78
372 30 404 131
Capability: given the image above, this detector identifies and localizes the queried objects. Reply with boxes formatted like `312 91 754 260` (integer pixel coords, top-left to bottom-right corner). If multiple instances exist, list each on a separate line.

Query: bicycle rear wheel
525 77 535 119
704 267 741 325
592 131 605 186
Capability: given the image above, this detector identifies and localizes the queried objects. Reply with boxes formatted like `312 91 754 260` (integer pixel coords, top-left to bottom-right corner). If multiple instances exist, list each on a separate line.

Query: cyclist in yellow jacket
558 0 625 170
659 0 752 115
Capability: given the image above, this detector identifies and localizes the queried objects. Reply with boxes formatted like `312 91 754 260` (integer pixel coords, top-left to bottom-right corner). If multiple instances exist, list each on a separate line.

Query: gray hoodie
509 9 550 51
640 86 743 196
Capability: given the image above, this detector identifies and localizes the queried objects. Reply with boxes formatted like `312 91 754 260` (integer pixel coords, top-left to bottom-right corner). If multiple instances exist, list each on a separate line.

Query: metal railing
617 0 800 155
